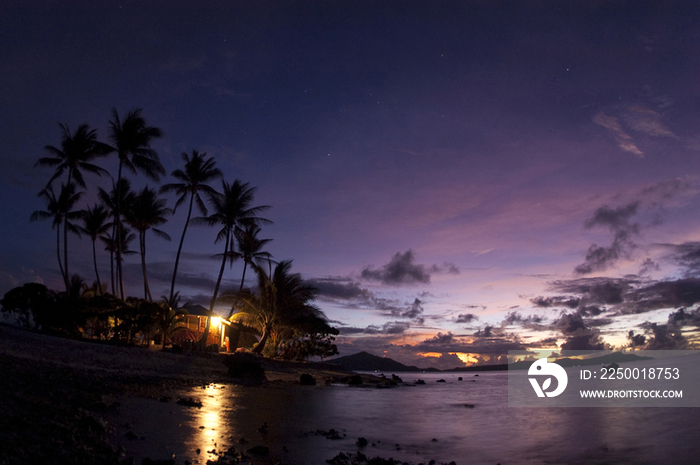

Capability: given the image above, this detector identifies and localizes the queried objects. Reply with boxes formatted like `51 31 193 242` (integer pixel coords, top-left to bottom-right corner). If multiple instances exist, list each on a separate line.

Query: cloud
530 296 580 309
593 112 643 157
308 277 372 300
632 308 700 350
455 313 478 324
622 106 678 139
593 106 677 157
339 321 412 336
398 298 424 321
619 278 700 314
575 203 640 275
361 250 455 285
502 311 544 326
666 242 700 277
552 312 607 351
420 331 455 345
638 257 660 276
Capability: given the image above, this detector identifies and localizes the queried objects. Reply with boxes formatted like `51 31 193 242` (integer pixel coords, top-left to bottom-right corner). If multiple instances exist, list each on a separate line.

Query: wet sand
0 325 367 465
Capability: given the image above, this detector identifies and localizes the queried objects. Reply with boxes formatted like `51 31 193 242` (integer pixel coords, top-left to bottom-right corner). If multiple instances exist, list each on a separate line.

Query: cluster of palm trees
29 108 336 356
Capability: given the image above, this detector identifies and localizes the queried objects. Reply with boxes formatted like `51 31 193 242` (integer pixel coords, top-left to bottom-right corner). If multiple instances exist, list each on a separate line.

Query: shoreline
0 325 388 465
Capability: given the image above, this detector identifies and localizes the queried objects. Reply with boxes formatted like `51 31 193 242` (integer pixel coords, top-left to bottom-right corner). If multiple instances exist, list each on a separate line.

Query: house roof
179 304 212 317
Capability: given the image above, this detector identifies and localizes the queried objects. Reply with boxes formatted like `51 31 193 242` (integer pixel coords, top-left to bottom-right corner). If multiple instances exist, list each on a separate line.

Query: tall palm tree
192 179 271 348
160 150 222 306
30 185 67 287
36 123 112 189
78 203 110 294
100 224 136 295
234 224 273 294
36 123 110 289
108 108 164 299
98 179 134 297
123 186 172 301
30 183 83 290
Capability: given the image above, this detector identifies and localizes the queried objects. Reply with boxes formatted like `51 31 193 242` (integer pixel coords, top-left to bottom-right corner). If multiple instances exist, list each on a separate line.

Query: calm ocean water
113 371 700 465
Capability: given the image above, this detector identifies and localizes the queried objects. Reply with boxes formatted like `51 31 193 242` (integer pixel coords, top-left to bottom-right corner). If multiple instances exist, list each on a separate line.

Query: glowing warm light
210 317 221 327
417 352 442 358
451 352 479 365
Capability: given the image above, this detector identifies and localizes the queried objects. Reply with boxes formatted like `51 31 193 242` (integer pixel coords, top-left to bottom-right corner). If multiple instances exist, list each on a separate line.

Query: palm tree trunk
239 262 248 292
199 229 230 350
56 225 66 288
63 216 70 291
140 230 151 301
252 325 269 354
91 239 102 294
168 193 194 304
116 164 125 300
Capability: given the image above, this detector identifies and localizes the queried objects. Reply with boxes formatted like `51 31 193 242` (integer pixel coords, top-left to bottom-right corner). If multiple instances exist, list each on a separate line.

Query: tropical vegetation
2 108 337 360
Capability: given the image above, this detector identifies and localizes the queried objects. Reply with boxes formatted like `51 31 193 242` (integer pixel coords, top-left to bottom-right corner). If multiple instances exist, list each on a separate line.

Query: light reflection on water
112 373 700 465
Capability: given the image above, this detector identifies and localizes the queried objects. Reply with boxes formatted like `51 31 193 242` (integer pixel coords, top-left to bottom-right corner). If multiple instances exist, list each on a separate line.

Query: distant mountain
329 351 434 372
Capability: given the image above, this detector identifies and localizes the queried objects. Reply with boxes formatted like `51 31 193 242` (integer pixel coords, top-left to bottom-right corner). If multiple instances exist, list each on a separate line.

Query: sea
111 370 700 465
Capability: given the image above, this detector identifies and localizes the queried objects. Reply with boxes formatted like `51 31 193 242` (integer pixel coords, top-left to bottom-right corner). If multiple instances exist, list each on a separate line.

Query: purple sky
2 1 700 367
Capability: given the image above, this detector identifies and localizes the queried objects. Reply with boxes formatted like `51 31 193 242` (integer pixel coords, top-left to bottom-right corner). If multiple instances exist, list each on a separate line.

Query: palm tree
234 224 273 294
36 123 112 189
160 150 222 306
30 185 67 287
100 224 136 295
78 204 110 294
123 187 172 301
228 260 322 354
30 183 83 290
192 179 271 349
36 123 110 290
98 179 135 297
108 108 164 299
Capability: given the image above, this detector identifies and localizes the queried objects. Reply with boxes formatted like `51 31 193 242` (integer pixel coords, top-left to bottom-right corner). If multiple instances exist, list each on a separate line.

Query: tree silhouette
30 183 83 290
36 123 109 290
100 224 136 295
98 178 134 296
36 123 111 189
192 179 271 349
78 203 111 294
124 187 172 301
160 150 222 306
108 108 164 299
228 260 323 354
233 224 273 295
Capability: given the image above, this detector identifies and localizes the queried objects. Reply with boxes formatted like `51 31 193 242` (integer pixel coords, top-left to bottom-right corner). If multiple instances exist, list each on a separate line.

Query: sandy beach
0 325 367 465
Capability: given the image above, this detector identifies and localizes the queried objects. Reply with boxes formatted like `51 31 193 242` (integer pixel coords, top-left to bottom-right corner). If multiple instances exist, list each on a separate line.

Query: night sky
3 1 700 368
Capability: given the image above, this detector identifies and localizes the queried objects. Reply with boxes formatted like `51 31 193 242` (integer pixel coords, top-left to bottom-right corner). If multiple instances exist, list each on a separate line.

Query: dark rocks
464 403 475 408
300 373 316 385
345 374 363 386
414 379 425 385
176 397 202 408
222 352 266 385
356 437 368 447
436 379 446 383
313 428 343 439
457 377 463 381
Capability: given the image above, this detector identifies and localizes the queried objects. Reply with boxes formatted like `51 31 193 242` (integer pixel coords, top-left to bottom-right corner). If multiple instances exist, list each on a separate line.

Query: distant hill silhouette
329 351 438 372
329 350 652 373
